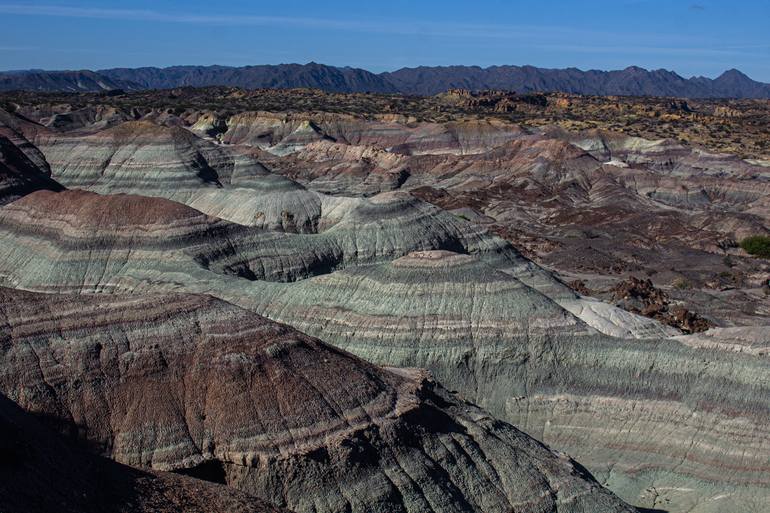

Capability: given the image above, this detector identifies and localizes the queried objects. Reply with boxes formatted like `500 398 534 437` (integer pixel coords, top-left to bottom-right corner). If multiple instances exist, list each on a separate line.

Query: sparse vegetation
3 87 770 158
740 235 770 258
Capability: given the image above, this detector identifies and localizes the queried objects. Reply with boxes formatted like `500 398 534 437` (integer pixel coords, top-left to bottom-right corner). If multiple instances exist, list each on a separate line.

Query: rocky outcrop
0 134 63 205
0 392 288 513
0 287 634 513
609 276 715 333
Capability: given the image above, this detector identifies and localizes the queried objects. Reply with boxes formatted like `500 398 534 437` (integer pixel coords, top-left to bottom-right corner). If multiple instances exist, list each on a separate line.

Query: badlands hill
0 392 288 513
0 108 62 204
3 63 770 98
0 87 768 513
0 287 634 513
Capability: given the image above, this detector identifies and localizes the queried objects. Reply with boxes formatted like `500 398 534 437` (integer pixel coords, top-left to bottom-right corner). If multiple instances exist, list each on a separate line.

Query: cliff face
0 287 634 513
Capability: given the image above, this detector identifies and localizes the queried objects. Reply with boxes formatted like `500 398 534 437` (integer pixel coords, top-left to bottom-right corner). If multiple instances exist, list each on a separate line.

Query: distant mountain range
2 63 769 98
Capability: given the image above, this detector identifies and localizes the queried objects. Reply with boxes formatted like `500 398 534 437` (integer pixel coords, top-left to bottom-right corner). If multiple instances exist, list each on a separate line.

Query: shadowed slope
0 393 289 513
0 109 63 205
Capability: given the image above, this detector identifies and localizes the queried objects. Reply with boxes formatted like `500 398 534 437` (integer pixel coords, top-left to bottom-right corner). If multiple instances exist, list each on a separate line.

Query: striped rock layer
0 187 668 340
0 109 62 205
21 108 770 324
0 188 766 511
0 287 634 513
28 120 322 231
241 250 770 512
0 108 767 513
0 393 288 513
230 112 770 325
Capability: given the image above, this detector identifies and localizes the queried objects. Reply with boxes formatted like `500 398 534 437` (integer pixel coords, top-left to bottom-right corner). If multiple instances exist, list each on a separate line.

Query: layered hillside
0 90 768 513
0 109 63 204
241 250 770 513
0 287 634 513
0 187 667 340
0 393 288 513
0 187 767 511
25 120 323 231
234 112 770 327
26 109 768 326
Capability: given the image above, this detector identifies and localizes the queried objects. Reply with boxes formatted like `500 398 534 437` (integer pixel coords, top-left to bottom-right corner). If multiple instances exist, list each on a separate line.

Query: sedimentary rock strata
264 117 770 326
0 392 288 513
27 120 322 231
1 89 769 513
11 106 769 327
0 184 764 510
222 112 523 155
238 250 770 512
0 109 63 204
0 187 666 340
0 287 634 513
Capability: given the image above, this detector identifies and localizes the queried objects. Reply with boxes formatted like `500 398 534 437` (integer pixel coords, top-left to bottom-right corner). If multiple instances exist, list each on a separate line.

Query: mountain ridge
1 62 769 98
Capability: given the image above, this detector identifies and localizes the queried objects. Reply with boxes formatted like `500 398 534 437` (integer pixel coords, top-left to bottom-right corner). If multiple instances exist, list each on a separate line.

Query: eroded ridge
0 287 635 513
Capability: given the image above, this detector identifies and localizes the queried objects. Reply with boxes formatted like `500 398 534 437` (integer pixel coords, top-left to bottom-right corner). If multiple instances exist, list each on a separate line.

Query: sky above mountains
1 0 769 81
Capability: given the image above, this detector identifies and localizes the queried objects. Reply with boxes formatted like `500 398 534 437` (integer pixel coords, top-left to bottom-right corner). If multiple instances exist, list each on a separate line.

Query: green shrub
740 236 770 259
672 277 691 290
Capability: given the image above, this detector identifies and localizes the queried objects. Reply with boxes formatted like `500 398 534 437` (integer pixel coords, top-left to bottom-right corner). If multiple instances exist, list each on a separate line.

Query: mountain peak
717 68 751 80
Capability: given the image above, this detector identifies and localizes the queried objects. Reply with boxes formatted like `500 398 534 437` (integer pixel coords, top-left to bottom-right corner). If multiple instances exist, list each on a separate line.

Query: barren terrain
0 86 768 513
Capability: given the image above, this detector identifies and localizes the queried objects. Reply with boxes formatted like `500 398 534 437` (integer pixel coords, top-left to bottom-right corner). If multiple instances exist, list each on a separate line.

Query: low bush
740 236 770 259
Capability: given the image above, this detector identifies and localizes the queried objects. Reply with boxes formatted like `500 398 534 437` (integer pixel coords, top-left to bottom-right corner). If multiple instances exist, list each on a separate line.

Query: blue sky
1 0 769 80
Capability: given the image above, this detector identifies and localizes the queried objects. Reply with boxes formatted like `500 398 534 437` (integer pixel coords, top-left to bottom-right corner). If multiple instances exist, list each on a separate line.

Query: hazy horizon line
0 61 760 82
